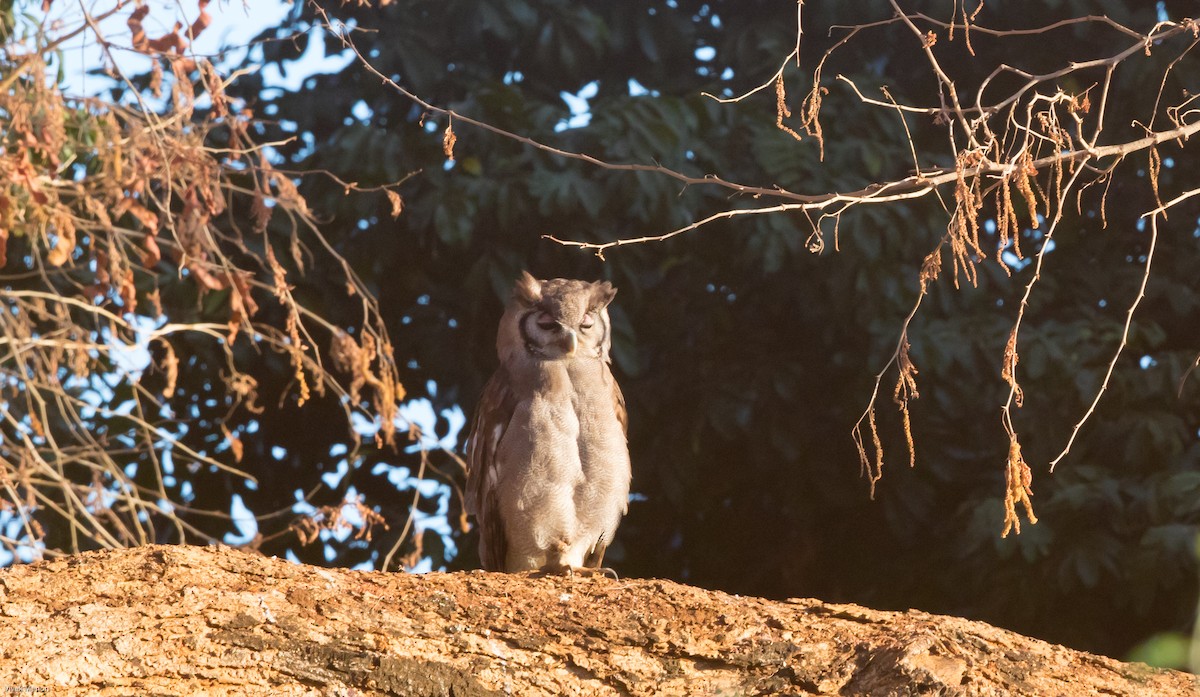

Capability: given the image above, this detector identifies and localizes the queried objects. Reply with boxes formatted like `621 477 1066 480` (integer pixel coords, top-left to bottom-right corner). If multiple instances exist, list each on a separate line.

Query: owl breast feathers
465 271 630 573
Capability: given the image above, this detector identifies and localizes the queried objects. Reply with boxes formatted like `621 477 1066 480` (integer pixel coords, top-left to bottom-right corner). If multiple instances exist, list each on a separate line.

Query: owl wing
465 368 518 571
610 366 628 436
583 364 629 569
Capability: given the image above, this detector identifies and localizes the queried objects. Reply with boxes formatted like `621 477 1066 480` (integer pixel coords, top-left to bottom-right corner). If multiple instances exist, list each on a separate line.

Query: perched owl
465 271 630 573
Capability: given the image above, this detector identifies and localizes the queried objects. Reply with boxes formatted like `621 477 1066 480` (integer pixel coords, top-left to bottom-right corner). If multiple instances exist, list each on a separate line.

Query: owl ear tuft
513 271 542 305
590 280 617 308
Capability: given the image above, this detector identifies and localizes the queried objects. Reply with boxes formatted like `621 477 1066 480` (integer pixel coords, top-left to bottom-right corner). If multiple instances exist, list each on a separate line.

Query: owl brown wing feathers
466 369 517 571
583 366 627 569
610 366 628 435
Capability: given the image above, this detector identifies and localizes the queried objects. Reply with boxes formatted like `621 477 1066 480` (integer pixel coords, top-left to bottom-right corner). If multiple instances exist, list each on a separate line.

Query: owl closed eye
513 274 616 361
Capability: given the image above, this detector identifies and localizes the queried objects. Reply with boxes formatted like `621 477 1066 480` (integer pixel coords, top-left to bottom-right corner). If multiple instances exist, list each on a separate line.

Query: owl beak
560 328 578 356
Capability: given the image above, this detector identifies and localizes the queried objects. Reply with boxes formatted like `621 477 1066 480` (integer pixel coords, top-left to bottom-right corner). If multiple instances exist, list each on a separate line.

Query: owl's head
497 271 617 364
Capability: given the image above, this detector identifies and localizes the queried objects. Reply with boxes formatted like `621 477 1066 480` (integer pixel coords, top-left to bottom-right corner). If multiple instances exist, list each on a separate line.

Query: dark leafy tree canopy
224 0 1200 660
3 0 1198 666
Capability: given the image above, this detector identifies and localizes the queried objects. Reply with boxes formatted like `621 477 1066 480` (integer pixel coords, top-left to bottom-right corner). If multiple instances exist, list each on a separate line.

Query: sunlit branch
702 50 797 104
544 115 1200 255
888 0 978 149
1050 211 1161 471
830 12 1146 41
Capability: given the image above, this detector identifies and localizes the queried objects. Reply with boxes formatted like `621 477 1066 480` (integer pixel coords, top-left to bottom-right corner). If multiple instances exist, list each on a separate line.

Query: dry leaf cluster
0 3 404 561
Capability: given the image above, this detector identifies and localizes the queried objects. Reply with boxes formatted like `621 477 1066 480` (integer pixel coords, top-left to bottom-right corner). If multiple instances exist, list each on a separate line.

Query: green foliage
214 0 1200 660
1129 631 1194 671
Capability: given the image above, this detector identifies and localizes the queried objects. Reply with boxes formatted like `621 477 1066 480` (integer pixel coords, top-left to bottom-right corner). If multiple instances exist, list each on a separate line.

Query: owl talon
594 566 620 580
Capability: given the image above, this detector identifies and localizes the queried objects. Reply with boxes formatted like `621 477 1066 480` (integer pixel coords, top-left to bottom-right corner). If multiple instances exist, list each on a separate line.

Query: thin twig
315 6 812 205
1049 212 1160 470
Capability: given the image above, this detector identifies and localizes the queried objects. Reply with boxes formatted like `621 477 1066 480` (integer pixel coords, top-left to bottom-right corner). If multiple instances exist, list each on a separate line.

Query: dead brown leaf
443 121 457 161
386 190 404 219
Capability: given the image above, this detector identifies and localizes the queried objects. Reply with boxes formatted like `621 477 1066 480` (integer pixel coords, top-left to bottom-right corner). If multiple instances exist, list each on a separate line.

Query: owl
465 271 630 574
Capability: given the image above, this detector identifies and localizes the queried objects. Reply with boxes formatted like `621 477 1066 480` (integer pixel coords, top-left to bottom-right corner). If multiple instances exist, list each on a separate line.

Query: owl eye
580 313 595 329
535 312 558 331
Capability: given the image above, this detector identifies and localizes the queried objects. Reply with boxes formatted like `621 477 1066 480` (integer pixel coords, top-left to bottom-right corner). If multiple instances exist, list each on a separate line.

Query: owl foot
532 564 619 580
